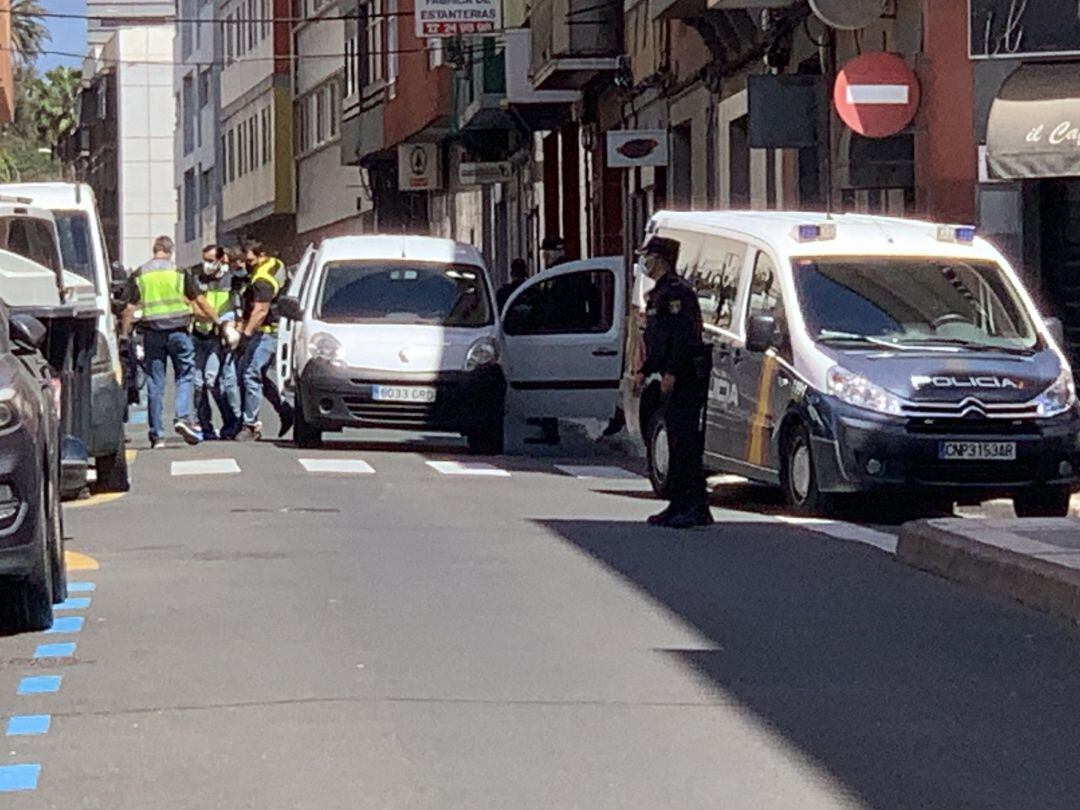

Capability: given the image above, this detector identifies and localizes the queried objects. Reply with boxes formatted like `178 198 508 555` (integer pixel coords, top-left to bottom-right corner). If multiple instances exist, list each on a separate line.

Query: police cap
640 236 680 267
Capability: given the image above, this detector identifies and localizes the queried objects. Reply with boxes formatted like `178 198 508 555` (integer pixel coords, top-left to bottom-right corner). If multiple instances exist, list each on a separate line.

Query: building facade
0 0 13 125
293 0 372 245
174 0 222 268
217 0 296 258
86 0 174 48
77 27 178 269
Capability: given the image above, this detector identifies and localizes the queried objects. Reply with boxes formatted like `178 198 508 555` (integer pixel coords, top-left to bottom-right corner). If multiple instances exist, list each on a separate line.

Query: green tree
29 66 80 149
10 0 51 66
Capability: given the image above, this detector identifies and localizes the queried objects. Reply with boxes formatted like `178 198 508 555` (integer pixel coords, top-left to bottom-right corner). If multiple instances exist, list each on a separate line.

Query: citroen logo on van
911 375 1023 391
399 349 410 363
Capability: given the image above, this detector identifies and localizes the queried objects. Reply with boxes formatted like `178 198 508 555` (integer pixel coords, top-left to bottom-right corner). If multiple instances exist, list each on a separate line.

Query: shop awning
987 63 1080 180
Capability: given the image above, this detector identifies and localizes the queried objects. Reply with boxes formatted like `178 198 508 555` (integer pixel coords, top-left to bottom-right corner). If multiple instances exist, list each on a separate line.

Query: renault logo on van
911 375 1023 391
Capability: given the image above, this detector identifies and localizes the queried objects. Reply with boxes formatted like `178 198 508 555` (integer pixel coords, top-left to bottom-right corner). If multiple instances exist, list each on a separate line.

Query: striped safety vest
194 275 235 336
136 261 190 331
248 257 282 334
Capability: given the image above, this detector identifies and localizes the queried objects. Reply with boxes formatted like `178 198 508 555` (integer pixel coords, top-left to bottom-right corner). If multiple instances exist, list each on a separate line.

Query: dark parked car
0 304 66 632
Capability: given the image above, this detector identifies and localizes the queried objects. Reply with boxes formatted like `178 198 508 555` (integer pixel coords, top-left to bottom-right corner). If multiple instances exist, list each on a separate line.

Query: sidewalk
899 517 1080 624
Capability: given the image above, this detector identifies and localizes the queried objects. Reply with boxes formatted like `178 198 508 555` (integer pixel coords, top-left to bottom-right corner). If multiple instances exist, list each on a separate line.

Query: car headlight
1033 366 1077 417
464 337 499 371
309 333 345 366
826 365 903 416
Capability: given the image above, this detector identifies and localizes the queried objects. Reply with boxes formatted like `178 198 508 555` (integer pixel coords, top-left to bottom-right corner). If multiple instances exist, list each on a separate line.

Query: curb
897 519 1080 624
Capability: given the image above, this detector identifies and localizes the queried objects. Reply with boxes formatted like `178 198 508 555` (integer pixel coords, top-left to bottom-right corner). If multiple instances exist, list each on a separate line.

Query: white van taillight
792 223 836 243
48 377 62 419
936 225 977 244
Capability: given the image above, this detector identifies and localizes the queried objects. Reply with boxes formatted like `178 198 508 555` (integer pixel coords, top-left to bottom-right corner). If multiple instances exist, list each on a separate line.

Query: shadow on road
538 517 1080 809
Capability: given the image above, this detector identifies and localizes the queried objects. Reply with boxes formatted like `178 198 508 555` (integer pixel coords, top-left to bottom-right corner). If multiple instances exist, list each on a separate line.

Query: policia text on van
626 212 1080 518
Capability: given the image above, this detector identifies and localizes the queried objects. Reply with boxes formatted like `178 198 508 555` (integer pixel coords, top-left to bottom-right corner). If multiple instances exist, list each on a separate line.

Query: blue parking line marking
68 582 95 593
33 643 75 659
55 597 90 611
45 616 84 634
17 676 61 695
0 764 40 792
130 410 148 425
6 716 50 736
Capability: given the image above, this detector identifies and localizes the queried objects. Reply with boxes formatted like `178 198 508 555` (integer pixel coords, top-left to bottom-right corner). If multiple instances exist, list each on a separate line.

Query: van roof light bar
936 225 977 244
793 223 837 243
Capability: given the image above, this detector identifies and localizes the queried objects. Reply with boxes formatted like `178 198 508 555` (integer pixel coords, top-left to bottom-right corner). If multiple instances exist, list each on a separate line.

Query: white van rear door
276 243 315 389
500 257 626 419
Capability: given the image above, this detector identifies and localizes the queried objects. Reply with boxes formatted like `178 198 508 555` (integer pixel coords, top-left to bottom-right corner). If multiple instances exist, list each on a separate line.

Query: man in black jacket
633 236 712 529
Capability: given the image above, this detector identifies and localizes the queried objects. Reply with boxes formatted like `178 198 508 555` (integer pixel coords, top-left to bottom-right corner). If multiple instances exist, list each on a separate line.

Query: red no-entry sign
834 53 921 139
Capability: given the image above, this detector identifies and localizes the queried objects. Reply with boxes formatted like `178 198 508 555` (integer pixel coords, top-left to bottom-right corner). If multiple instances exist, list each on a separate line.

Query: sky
37 0 88 71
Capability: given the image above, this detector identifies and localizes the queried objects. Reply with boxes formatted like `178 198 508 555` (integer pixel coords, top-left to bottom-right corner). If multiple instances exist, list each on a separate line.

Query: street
2 420 1079 809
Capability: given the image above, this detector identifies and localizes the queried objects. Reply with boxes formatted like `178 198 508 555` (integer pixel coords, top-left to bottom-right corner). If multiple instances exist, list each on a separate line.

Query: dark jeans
664 381 708 512
144 328 195 440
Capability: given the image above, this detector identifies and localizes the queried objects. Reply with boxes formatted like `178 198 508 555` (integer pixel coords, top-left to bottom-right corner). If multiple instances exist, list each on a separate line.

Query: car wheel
467 416 504 455
293 392 323 449
1013 487 1073 518
646 411 673 499
781 423 835 517
0 482 54 633
95 447 131 493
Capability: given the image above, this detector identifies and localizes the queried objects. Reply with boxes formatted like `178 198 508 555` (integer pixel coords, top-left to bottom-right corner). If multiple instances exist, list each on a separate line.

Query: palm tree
29 66 80 149
10 0 51 66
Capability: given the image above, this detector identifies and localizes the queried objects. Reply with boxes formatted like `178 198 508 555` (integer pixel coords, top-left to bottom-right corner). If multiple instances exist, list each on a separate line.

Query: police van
625 211 1080 517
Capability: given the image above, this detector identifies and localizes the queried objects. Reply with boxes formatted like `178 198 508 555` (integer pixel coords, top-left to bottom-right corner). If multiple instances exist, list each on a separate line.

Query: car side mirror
9 314 47 349
1045 316 1065 346
278 295 303 321
746 313 778 353
110 261 128 284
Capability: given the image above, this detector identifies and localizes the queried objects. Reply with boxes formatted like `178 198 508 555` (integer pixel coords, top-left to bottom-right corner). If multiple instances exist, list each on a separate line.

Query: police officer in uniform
633 236 713 529
120 235 219 448
192 245 242 439
234 240 293 441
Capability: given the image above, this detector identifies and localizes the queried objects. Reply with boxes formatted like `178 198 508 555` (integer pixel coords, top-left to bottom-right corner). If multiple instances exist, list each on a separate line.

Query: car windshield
316 261 492 327
792 257 1040 352
54 210 97 289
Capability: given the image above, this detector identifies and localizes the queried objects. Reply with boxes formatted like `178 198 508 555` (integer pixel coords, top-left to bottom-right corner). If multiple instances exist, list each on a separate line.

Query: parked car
275 235 626 453
0 184 128 492
0 302 67 632
624 211 1080 517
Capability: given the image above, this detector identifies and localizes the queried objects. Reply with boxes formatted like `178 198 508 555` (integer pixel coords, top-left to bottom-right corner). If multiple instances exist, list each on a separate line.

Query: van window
316 261 492 327
747 251 790 358
675 233 744 331
793 258 1039 351
54 211 97 288
504 268 615 336
1 216 62 274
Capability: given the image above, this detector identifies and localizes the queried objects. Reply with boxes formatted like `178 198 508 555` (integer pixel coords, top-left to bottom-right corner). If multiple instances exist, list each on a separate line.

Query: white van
0 184 128 491
625 211 1080 517
277 235 625 453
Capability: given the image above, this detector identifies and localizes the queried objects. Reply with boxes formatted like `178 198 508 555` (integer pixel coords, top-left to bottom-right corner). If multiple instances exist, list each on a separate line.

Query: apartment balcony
529 0 622 91
457 39 511 133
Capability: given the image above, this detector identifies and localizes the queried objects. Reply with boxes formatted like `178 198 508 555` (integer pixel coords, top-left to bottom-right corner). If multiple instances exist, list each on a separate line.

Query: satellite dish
809 0 886 30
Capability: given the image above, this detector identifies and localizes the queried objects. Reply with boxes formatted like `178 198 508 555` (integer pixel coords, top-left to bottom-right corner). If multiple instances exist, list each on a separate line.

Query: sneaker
150 436 166 450
277 404 295 438
174 421 202 446
234 425 261 442
202 430 220 441
663 506 715 530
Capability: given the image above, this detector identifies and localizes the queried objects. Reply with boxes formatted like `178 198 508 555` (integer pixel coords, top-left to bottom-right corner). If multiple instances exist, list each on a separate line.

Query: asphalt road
3 419 1080 808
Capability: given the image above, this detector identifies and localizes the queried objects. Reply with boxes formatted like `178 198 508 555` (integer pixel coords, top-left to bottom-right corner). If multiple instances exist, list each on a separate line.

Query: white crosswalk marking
777 515 898 554
298 459 375 475
555 465 643 481
171 459 242 476
426 461 511 477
